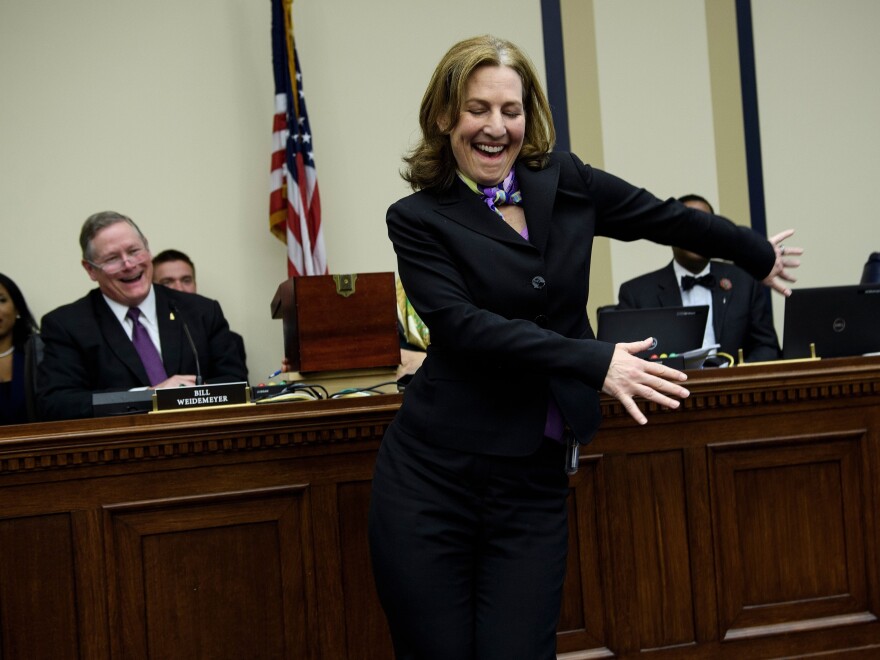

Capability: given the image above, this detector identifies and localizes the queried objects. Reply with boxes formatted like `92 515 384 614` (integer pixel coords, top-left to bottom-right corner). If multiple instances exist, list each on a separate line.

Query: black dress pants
368 423 570 660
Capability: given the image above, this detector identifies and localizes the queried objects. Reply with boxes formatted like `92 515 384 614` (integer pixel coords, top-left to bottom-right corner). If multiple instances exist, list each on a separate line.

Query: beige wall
2 0 878 379
752 0 880 336
593 0 724 317
0 0 544 380
574 0 878 340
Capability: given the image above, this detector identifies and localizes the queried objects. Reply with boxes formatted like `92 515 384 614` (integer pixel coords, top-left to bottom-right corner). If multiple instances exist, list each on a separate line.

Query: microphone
169 302 203 385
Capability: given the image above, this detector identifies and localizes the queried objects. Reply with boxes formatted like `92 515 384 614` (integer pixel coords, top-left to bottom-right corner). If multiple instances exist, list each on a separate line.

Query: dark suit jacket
37 285 248 420
617 260 780 362
387 152 775 456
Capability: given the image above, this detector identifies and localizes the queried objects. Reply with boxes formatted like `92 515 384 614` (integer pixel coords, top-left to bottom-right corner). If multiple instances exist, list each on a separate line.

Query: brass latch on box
332 274 357 297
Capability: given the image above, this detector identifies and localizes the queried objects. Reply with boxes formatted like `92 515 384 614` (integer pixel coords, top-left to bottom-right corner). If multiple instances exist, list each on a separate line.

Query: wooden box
271 273 400 373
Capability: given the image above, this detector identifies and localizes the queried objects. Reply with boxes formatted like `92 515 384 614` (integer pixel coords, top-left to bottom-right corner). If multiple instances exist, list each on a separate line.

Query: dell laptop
782 285 880 359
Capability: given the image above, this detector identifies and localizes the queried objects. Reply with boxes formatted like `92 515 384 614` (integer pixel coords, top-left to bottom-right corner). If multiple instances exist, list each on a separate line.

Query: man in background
617 194 780 363
152 249 197 292
37 212 248 420
152 249 247 368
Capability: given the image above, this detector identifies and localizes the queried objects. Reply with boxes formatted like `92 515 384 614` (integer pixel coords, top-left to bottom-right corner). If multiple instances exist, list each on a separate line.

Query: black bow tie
681 273 716 291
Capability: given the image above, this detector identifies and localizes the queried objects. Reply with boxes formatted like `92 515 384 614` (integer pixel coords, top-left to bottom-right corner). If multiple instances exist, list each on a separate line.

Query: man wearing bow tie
617 194 781 363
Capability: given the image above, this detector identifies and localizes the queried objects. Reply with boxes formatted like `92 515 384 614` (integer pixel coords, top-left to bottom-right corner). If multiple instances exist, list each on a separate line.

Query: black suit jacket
37 285 248 420
387 152 775 456
616 260 780 362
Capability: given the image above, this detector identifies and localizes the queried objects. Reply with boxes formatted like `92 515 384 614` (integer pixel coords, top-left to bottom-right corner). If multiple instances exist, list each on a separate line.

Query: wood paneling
336 481 389 660
557 457 611 656
628 450 694 650
1 357 879 658
711 433 874 640
104 487 314 659
0 514 79 659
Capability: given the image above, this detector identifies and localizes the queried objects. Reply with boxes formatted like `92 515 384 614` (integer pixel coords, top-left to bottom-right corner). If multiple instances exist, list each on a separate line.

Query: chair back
23 333 44 422
861 252 880 285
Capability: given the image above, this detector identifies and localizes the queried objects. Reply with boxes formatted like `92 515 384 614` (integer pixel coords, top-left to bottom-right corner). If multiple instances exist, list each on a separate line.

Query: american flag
269 0 327 277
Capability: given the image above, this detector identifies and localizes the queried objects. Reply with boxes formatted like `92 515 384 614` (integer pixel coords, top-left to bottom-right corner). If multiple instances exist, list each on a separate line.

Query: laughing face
82 221 153 307
445 64 526 187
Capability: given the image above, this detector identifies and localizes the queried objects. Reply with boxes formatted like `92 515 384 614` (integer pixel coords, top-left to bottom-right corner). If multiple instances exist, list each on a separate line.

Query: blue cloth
457 169 522 218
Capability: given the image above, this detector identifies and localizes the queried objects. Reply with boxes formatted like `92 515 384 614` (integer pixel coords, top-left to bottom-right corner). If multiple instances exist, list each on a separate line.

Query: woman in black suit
368 35 802 660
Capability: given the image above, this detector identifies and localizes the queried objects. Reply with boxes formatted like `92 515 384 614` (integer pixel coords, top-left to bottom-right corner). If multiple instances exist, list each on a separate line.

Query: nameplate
154 382 250 412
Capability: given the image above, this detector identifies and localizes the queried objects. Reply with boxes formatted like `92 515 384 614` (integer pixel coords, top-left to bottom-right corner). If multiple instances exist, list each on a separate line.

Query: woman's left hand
602 338 690 425
763 229 803 296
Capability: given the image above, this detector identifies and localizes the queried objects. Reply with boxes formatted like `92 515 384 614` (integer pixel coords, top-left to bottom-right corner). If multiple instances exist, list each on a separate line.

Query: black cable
329 381 400 398
258 382 329 403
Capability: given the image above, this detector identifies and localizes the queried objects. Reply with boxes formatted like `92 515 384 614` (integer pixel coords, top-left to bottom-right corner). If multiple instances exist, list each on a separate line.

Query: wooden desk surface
2 357 879 658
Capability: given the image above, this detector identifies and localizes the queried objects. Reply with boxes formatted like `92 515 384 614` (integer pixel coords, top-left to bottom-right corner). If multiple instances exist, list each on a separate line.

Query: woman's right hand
601 337 690 425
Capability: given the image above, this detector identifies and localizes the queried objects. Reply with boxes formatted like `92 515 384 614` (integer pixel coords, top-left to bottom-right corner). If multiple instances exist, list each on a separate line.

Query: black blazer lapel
435 179 527 248
437 174 551 252
517 160 560 255
657 263 684 307
89 289 150 385
710 264 734 341
155 287 184 376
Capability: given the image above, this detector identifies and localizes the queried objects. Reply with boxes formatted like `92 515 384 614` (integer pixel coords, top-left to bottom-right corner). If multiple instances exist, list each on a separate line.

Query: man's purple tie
126 307 168 386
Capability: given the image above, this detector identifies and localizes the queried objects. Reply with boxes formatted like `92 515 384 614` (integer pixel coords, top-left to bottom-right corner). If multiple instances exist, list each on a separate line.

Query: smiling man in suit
617 194 781 363
37 211 247 420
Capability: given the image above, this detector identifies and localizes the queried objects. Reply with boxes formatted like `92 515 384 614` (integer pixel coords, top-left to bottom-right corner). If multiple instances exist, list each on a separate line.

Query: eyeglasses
87 247 150 275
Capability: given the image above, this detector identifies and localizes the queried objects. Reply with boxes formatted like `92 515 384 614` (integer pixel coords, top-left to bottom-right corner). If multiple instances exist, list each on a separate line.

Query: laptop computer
782 284 880 359
597 305 709 359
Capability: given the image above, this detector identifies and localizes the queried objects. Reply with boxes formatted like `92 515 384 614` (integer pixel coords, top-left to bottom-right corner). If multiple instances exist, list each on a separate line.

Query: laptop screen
782 285 880 359
597 305 709 358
